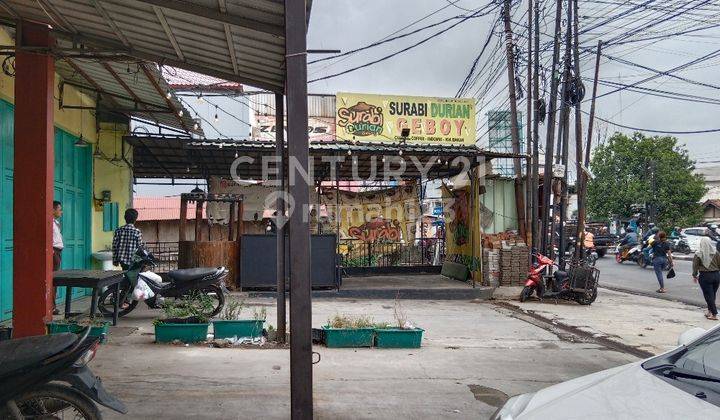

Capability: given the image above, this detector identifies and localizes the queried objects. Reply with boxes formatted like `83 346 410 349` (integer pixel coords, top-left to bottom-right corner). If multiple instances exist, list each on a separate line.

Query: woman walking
651 231 673 293
692 236 720 320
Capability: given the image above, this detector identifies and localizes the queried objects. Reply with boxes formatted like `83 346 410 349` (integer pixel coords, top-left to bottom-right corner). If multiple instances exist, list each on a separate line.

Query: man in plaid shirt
112 208 145 270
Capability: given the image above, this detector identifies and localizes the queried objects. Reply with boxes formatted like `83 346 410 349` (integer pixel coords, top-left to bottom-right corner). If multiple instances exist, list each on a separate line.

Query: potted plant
212 301 265 339
47 317 110 342
154 292 213 343
322 314 375 348
374 299 424 349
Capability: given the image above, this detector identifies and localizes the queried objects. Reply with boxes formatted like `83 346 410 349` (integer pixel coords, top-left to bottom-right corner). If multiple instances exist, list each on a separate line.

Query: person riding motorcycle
641 226 660 263
619 227 639 258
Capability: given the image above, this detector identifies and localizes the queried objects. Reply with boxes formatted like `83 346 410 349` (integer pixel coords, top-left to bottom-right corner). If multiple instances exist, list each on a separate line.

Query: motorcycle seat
0 333 76 377
167 267 220 282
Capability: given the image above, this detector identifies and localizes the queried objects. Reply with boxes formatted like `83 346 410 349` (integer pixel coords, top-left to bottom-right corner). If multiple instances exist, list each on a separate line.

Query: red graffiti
348 218 402 242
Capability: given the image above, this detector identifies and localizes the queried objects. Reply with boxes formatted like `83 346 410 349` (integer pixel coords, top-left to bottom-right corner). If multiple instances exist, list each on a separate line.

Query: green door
0 100 13 321
53 128 92 302
0 100 92 321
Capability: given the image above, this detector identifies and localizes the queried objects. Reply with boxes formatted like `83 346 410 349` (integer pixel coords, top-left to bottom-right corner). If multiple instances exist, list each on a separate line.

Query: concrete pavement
94 296 637 419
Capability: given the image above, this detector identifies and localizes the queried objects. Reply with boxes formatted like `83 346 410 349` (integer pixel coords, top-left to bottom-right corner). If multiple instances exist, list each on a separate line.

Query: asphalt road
596 255 716 308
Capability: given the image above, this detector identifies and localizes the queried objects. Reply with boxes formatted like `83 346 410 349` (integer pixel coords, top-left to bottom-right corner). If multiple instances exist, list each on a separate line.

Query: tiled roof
134 197 205 221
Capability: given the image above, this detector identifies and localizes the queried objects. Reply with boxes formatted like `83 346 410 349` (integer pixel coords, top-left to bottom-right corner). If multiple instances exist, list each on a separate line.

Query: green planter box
375 328 424 348
155 323 209 343
47 321 110 342
212 320 264 339
322 326 375 348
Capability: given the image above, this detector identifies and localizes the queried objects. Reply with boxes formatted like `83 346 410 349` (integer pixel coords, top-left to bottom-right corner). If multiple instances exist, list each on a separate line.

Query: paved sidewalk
496 287 718 356
94 296 635 419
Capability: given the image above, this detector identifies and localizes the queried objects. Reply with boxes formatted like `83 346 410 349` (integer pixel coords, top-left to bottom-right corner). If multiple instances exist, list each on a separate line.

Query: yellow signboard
335 92 476 146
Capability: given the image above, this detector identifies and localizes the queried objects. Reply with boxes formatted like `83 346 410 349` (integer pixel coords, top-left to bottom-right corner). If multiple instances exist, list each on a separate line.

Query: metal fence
145 241 179 273
339 238 445 268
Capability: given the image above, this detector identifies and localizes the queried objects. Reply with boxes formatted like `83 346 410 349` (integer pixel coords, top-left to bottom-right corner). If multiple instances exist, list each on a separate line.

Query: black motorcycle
671 236 692 254
98 248 229 318
0 328 126 419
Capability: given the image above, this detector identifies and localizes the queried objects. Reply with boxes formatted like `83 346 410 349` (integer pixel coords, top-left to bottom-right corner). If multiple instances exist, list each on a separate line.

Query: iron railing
145 241 179 273
338 238 445 268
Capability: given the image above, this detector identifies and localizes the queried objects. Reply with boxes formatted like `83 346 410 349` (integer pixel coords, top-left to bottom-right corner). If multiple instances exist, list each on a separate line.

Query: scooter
671 236 692 254
98 248 229 318
0 328 126 419
520 253 598 305
614 243 642 264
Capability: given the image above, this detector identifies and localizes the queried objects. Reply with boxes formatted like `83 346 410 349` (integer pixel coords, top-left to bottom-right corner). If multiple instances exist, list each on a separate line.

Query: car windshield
674 330 720 378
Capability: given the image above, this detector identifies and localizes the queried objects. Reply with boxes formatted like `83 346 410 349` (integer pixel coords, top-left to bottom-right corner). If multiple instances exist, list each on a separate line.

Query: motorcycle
671 236 692 254
98 248 229 318
614 243 642 264
520 253 598 305
0 328 126 419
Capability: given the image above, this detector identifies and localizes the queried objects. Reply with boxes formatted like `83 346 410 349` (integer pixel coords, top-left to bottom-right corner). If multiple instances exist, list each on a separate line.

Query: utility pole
275 92 286 343
557 0 573 269
502 0 527 242
572 0 586 261
526 0 533 246
540 0 564 255
531 0 541 251
585 41 603 168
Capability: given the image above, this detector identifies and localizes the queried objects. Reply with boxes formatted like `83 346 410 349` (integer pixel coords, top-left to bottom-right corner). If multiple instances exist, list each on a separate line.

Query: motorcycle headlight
490 393 535 420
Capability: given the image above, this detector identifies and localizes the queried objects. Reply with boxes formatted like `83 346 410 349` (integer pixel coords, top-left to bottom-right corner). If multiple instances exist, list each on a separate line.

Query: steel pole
526 0 533 246
284 0 313 417
585 41 603 168
531 0 541 251
572 0 585 260
275 92 286 343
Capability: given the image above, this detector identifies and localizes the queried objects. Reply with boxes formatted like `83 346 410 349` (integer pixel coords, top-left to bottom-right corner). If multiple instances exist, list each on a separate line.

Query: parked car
491 326 720 419
681 227 718 252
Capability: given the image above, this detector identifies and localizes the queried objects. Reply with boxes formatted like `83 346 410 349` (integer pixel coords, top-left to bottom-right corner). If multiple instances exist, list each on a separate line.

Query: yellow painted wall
0 28 133 259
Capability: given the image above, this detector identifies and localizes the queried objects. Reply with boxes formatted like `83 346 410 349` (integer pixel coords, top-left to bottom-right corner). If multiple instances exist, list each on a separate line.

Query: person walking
651 230 673 293
52 200 63 315
692 236 720 320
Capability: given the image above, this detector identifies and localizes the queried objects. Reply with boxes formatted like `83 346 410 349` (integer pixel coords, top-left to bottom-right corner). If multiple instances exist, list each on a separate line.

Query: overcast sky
136 0 720 196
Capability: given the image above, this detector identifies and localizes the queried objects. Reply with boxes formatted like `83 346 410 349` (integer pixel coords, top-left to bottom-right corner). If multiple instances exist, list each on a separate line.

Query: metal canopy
0 0 307 92
126 135 526 180
56 56 201 134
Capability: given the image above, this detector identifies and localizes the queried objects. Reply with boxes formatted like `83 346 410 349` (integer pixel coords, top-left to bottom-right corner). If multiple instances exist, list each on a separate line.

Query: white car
681 227 718 252
491 326 720 419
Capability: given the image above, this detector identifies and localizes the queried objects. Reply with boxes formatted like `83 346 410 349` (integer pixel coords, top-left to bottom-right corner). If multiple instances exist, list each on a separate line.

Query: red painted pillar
13 23 55 337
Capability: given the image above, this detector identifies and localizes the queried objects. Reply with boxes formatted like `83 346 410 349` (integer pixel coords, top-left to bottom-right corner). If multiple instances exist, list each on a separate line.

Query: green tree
587 132 706 229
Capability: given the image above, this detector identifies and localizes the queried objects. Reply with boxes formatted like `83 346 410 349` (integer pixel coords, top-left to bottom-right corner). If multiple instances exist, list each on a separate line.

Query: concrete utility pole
572 0 585 260
502 0 527 242
557 0 573 269
585 41 603 168
531 0 541 251
526 0 534 247
540 0 564 255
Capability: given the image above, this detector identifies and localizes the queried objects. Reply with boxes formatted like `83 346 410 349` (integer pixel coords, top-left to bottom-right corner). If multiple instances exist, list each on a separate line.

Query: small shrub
220 299 245 320
157 291 214 324
253 307 267 321
327 314 374 329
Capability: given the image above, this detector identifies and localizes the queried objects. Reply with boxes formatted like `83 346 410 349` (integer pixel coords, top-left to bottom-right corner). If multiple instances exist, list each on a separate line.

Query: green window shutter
103 202 119 232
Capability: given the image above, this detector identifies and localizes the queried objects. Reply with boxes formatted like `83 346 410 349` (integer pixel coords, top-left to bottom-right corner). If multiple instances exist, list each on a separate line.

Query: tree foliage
587 132 706 229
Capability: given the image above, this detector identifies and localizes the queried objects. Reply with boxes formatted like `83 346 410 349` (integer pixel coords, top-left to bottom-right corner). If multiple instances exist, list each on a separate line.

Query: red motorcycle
520 253 598 305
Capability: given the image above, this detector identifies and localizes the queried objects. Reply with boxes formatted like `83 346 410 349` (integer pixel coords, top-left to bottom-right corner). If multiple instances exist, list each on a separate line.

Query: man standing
52 200 63 271
112 208 144 271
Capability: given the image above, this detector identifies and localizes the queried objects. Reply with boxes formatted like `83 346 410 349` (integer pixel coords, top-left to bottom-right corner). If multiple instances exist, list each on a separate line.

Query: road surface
596 255 717 308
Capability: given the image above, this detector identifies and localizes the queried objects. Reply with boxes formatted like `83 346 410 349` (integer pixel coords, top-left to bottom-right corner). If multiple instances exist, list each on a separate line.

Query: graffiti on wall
449 190 469 246
348 218 402 242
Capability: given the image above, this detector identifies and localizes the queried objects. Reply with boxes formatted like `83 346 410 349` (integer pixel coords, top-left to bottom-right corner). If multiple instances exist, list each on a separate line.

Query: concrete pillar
13 22 55 337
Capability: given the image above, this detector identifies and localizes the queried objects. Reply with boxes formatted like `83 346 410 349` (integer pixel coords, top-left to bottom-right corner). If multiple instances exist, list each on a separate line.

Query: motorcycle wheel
0 383 101 420
575 288 598 305
637 257 647 269
98 287 138 318
615 252 623 263
520 286 534 302
202 284 225 317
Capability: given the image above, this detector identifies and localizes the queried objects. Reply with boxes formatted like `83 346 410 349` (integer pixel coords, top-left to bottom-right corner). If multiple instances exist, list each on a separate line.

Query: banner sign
252 115 335 142
335 92 476 145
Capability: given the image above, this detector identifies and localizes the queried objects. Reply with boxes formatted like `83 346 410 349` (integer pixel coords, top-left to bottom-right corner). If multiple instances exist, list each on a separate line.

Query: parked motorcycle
0 328 126 419
614 243 642 264
98 248 228 318
520 253 598 305
671 236 692 254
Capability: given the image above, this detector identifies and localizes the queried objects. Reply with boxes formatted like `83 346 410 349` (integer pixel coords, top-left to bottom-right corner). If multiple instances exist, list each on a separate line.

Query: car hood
516 362 719 419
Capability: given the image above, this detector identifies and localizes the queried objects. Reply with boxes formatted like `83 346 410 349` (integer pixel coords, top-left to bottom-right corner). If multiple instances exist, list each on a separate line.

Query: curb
249 286 495 301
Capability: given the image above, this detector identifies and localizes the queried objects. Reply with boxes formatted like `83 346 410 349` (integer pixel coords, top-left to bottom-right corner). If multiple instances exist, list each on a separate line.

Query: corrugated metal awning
0 0 311 92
